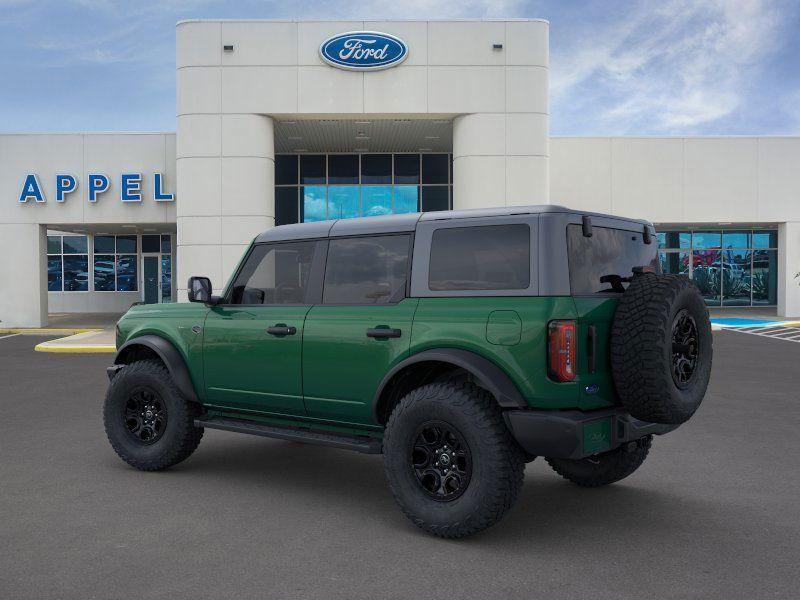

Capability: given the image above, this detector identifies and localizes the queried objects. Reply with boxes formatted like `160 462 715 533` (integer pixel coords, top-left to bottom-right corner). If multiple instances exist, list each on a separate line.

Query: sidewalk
0 312 121 354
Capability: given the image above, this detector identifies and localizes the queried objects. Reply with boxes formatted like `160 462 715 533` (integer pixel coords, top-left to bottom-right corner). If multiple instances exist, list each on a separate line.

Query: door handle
366 327 402 339
267 325 297 336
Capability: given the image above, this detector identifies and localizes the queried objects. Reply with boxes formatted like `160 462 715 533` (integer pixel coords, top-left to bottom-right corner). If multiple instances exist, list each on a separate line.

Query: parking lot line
0 333 21 341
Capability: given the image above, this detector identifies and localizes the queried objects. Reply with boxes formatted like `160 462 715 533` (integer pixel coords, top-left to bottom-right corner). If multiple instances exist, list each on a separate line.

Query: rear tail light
548 320 576 382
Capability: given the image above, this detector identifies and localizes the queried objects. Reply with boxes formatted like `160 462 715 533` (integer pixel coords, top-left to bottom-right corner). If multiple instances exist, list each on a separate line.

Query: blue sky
0 0 798 135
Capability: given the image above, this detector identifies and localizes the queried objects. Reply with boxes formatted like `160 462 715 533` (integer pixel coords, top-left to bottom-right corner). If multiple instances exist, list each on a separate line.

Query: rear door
203 240 323 417
302 234 417 426
566 222 660 409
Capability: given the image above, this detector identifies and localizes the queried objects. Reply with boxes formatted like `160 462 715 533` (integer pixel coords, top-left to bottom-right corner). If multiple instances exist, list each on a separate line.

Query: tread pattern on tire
103 359 204 471
610 273 712 424
383 380 525 539
546 435 652 488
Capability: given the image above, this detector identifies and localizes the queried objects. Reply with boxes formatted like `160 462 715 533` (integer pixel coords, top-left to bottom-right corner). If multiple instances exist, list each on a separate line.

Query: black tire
103 359 204 471
546 435 652 487
383 380 525 538
611 273 712 424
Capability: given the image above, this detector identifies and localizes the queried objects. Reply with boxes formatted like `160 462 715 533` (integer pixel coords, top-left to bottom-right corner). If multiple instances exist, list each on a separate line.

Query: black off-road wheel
383 380 525 538
546 435 652 488
103 359 204 471
611 273 712 425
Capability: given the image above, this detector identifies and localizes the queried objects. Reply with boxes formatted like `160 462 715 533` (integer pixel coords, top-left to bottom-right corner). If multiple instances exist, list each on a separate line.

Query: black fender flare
114 335 199 403
372 348 527 421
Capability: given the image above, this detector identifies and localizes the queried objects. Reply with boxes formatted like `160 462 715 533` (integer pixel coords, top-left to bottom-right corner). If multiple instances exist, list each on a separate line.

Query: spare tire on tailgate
610 273 712 425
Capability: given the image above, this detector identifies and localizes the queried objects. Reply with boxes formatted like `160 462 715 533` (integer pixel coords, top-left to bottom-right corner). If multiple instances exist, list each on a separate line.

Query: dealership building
1 18 799 327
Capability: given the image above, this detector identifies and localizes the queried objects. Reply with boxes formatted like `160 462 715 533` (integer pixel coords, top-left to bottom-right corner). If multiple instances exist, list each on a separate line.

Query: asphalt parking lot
2 331 799 599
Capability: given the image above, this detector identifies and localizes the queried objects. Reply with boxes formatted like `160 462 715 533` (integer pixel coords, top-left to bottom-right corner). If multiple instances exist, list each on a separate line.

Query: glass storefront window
94 235 115 253
721 249 751 306
692 231 721 249
361 154 392 184
116 255 137 291
327 186 360 219
277 153 452 225
161 235 172 254
141 234 161 253
161 255 172 302
302 186 327 222
93 255 115 291
47 235 62 254
657 228 778 307
722 231 750 249
276 187 299 225
63 235 88 254
328 155 358 184
275 154 298 185
394 186 419 214
753 250 778 305
300 155 325 184
394 154 420 184
752 230 778 249
362 186 393 216
116 235 137 254
421 186 449 212
47 256 62 291
659 251 690 275
422 154 449 184
63 255 89 291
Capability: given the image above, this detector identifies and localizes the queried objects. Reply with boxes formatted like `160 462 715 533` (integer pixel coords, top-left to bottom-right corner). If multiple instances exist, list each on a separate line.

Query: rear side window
230 241 316 304
323 235 410 304
567 224 659 294
428 224 530 291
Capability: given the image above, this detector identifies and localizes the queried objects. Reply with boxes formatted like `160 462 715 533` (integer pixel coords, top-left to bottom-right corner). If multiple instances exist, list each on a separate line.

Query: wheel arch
372 348 527 425
114 335 199 403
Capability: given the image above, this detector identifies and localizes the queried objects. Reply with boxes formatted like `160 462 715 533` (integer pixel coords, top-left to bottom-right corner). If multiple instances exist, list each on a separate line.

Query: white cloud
551 0 791 133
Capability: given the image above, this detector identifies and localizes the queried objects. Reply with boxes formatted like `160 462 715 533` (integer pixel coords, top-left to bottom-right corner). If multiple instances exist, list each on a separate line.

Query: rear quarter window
428 224 530 291
567 224 659 294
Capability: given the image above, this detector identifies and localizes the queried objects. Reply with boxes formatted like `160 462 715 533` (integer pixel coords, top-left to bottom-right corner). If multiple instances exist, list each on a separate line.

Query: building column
177 114 275 301
0 224 47 327
452 113 549 210
778 221 800 318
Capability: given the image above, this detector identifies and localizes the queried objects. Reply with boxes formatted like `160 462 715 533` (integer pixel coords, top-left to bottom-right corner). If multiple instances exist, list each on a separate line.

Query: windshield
567 224 660 294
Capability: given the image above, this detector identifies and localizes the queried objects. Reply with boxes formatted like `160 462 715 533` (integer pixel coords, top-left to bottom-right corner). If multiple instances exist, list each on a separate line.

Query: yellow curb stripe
34 343 116 354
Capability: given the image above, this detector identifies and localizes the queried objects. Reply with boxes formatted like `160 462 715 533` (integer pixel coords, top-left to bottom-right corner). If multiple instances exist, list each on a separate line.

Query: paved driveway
1 332 799 599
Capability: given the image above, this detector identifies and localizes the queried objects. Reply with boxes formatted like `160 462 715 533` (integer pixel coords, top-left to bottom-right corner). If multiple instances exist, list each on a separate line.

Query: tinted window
429 225 530 291
275 155 298 185
141 234 160 253
567 225 659 294
275 187 299 225
300 155 325 184
421 186 449 212
230 242 316 305
422 154 448 184
94 235 115 253
116 235 137 253
361 154 391 184
394 154 419 184
62 235 87 254
328 155 358 184
324 235 410 304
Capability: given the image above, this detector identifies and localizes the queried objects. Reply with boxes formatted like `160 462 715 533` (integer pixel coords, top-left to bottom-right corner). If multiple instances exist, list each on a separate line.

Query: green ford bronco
104 205 712 538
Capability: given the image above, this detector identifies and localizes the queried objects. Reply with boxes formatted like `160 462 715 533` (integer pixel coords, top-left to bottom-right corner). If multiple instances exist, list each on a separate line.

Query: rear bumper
503 407 679 460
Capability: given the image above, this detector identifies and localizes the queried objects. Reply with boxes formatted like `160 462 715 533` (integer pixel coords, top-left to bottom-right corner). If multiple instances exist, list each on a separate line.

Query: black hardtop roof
254 204 652 244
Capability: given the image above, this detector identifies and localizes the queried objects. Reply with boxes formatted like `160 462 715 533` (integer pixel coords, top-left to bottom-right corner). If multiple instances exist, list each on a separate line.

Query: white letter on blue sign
19 174 45 203
153 173 174 202
56 174 77 202
121 173 142 202
87 174 109 203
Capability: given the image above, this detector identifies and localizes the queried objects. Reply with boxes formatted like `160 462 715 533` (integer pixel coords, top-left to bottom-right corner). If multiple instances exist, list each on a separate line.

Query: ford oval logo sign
319 31 408 71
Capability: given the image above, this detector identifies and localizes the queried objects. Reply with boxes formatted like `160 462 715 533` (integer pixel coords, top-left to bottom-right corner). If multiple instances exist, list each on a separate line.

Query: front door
142 256 159 304
302 234 416 426
202 240 320 417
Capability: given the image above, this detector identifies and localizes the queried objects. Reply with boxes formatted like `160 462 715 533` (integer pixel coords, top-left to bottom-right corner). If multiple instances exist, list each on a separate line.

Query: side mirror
188 276 212 303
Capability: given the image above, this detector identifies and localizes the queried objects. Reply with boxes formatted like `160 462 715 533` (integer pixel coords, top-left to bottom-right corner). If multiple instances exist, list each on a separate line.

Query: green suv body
106 205 712 538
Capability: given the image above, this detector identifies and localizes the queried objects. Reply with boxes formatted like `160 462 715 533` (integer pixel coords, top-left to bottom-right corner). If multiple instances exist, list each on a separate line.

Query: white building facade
1 19 798 327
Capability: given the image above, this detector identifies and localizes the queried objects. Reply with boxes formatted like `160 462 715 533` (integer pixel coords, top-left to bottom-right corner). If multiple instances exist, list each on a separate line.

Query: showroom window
657 229 778 307
47 235 89 292
274 153 453 225
93 235 138 292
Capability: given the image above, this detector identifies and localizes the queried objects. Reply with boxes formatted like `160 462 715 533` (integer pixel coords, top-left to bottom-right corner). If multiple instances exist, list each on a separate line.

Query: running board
195 416 383 454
